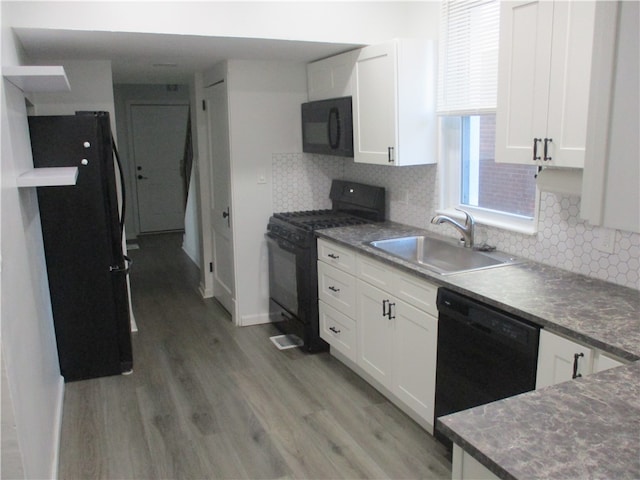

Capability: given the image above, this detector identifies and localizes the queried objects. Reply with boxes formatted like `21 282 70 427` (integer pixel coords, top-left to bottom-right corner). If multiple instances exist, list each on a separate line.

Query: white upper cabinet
306 50 358 101
581 1 639 233
352 39 437 166
495 1 596 168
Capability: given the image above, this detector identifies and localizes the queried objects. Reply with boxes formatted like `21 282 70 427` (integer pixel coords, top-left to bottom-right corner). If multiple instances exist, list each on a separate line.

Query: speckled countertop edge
437 361 640 480
315 221 640 361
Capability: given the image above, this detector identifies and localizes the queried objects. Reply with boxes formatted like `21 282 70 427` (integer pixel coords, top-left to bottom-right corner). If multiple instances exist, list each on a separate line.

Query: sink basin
368 235 520 275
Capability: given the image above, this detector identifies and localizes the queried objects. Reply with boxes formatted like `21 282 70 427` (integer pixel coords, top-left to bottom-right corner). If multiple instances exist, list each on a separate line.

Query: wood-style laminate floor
58 233 452 479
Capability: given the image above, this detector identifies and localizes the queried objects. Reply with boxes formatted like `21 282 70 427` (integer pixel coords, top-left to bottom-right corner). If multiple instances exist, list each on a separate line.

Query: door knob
222 207 230 227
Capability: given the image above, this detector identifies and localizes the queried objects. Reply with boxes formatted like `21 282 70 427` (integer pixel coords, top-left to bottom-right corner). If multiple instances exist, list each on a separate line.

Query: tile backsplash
273 153 639 290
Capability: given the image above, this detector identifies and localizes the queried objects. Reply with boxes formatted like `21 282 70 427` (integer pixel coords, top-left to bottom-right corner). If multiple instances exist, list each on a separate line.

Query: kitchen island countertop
315 221 640 480
438 361 640 480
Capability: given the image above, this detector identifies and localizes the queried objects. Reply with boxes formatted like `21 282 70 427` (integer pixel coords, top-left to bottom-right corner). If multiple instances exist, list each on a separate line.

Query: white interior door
131 104 189 232
205 81 236 318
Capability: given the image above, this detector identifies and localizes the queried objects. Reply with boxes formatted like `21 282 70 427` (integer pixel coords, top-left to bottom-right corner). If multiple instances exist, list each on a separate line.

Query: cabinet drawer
395 270 438 317
318 238 357 274
318 261 356 318
319 301 357 363
356 254 396 290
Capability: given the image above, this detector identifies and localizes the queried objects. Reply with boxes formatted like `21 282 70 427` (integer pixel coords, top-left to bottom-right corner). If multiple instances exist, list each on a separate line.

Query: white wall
226 60 308 325
1 49 120 478
4 1 439 46
0 27 64 480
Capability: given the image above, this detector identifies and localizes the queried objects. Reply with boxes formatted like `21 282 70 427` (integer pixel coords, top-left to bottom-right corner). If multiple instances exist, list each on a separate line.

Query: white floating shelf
17 167 78 187
2 66 70 93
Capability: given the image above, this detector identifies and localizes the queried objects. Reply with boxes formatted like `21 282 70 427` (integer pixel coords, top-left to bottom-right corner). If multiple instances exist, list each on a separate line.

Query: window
438 0 539 234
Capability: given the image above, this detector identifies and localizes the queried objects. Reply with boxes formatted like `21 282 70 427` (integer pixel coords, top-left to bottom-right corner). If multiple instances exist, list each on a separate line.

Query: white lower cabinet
319 238 439 431
536 329 626 389
356 279 394 386
393 298 437 422
452 444 500 480
319 301 357 363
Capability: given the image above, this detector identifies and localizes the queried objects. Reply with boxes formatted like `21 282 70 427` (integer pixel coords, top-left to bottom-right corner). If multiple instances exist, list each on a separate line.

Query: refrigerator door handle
110 255 132 275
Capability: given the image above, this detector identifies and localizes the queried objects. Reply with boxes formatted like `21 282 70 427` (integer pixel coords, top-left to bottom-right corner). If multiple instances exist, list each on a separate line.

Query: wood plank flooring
58 233 452 479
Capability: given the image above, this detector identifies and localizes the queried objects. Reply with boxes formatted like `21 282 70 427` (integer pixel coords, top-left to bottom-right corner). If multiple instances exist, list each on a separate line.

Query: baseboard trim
240 312 271 327
198 282 213 298
50 375 65 479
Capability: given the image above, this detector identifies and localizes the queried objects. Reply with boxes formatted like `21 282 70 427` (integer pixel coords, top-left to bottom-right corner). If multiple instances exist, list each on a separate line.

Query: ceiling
14 28 362 84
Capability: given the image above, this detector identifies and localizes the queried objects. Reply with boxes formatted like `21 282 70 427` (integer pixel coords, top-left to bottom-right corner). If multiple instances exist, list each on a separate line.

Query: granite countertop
315 221 640 479
316 221 640 361
438 361 640 480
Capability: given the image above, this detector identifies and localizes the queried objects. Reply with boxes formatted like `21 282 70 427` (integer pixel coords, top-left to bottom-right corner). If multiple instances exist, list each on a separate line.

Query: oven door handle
266 233 300 254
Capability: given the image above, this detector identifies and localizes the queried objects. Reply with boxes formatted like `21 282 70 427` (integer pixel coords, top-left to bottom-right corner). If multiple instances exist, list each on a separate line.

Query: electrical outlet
392 190 409 205
594 227 616 254
257 172 267 184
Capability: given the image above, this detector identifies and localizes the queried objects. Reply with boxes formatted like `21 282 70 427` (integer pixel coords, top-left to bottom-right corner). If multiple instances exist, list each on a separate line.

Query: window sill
436 207 538 236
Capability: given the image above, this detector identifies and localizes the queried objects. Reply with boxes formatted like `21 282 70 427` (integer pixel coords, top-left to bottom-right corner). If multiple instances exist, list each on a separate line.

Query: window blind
437 0 500 115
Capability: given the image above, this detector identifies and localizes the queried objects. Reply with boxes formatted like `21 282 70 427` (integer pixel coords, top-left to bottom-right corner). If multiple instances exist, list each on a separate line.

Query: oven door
266 233 301 318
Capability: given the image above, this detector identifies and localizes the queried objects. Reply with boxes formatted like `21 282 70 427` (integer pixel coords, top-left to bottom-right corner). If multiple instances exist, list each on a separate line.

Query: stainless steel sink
368 235 520 275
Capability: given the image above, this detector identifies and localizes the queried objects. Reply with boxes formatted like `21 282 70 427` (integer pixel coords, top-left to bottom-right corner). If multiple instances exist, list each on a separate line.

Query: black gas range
266 180 385 352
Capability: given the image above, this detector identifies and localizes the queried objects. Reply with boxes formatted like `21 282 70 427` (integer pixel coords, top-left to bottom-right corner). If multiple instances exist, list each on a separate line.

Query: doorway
130 104 190 233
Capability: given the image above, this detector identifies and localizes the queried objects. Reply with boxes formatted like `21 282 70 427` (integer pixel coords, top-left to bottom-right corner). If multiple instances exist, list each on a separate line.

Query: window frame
438 116 540 235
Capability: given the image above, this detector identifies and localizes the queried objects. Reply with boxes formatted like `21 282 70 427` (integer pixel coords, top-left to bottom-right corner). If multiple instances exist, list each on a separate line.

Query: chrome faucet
431 208 475 248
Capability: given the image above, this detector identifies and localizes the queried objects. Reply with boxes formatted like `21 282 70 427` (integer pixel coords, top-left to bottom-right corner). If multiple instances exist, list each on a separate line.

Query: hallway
58 233 452 479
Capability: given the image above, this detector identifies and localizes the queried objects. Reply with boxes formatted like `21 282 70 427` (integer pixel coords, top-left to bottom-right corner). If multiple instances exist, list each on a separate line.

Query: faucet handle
455 208 474 227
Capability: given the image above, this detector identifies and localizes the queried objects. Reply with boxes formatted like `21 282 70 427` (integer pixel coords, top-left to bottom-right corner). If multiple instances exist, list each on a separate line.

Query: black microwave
301 96 354 157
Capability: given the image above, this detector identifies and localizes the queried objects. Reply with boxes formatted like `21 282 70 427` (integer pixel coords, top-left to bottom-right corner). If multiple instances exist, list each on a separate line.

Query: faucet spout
431 208 475 248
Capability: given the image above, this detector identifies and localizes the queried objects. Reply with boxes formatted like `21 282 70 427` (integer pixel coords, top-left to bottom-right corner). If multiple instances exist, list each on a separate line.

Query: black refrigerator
28 111 133 382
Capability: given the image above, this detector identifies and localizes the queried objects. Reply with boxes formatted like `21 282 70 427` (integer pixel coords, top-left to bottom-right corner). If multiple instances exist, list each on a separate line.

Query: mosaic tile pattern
272 153 343 212
272 153 640 290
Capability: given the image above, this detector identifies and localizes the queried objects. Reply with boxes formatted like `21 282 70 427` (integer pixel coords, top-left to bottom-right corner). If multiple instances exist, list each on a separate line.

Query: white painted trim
239 312 271 327
50 376 65 480
198 282 213 299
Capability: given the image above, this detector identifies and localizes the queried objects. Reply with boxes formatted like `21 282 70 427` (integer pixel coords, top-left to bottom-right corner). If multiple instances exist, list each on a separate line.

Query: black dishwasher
434 288 540 449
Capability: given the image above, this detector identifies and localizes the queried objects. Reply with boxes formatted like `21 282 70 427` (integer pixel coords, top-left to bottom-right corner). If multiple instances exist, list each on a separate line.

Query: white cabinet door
495 0 553 166
536 329 593 388
318 238 357 274
592 352 624 374
356 279 394 388
452 444 500 480
545 1 596 168
496 1 596 168
582 1 640 233
394 301 438 427
318 261 357 319
353 39 436 166
353 42 397 165
307 50 357 101
319 301 357 363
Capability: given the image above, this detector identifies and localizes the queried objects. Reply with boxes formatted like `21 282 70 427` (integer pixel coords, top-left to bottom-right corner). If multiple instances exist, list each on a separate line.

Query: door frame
125 99 191 237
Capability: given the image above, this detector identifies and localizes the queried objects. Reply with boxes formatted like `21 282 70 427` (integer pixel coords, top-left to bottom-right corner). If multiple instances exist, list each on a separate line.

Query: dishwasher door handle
469 321 492 335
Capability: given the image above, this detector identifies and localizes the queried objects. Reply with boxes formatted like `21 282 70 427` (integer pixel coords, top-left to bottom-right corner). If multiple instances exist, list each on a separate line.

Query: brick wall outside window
475 116 537 217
